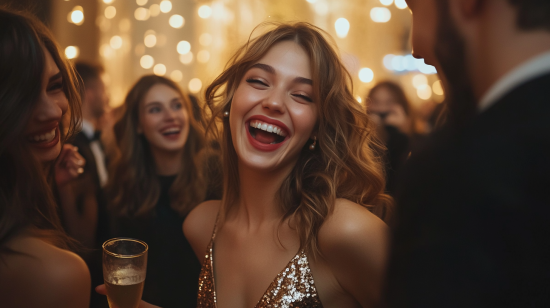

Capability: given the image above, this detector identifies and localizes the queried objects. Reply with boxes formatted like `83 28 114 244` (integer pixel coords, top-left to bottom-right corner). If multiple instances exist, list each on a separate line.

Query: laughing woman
184 22 392 308
106 75 220 307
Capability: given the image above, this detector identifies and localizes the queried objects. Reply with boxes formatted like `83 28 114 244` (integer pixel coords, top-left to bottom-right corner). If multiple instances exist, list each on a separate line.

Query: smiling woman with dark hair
0 7 90 308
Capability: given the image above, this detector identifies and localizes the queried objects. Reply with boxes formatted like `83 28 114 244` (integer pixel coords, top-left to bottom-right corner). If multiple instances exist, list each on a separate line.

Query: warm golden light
380 0 393 5
433 80 444 96
170 70 183 82
188 78 202 94
119 18 131 32
153 64 166 76
417 84 433 100
359 68 374 83
144 34 156 47
177 41 191 54
110 36 123 49
395 0 408 9
199 33 213 47
65 46 79 59
135 7 150 20
100 44 113 58
149 4 160 16
160 0 172 13
197 50 210 63
169 15 184 28
334 18 350 38
412 74 428 88
104 6 116 19
179 52 193 65
70 7 84 25
198 5 212 19
370 7 391 23
356 96 363 104
314 2 329 15
306 0 317 3
136 0 148 6
103 0 113 3
140 55 154 69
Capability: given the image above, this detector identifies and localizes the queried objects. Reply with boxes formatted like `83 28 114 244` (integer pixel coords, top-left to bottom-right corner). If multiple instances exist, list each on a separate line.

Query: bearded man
386 0 550 306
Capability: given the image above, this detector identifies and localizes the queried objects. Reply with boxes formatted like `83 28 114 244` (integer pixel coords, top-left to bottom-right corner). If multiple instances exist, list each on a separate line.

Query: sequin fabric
196 224 323 308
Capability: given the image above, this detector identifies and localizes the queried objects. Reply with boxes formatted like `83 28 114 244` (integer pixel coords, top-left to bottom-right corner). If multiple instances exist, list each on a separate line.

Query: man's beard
435 0 477 129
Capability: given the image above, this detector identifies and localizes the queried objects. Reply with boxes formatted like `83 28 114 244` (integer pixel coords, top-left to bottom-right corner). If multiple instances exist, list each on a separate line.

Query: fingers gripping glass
103 238 148 308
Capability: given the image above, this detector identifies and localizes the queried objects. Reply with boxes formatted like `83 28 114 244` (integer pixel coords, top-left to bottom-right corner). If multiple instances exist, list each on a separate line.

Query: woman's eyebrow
250 63 312 85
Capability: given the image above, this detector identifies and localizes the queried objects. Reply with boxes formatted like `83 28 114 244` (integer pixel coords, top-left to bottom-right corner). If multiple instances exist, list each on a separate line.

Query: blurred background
0 0 444 120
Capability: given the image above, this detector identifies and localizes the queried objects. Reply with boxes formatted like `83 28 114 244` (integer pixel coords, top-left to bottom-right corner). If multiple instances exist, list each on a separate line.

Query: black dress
111 175 201 307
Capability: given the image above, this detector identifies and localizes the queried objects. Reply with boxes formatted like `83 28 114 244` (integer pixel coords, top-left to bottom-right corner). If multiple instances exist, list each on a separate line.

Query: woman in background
184 22 392 308
106 75 220 307
0 7 90 307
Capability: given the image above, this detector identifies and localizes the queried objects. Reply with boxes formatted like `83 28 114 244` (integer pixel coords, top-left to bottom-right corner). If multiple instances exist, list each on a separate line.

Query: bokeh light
104 6 116 19
433 80 444 96
334 18 350 38
306 0 317 3
153 64 166 76
136 0 148 6
170 70 183 82
314 2 329 15
179 52 193 65
380 0 393 5
358 68 374 83
160 0 172 13
370 7 391 23
135 7 150 20
412 74 428 88
356 96 363 104
169 15 184 28
144 34 156 47
188 78 202 93
65 46 79 59
177 41 191 54
140 55 154 69
70 7 84 25
199 33 213 47
197 50 210 63
110 36 123 49
103 0 113 3
395 0 408 9
198 5 212 19
150 4 160 16
417 84 433 100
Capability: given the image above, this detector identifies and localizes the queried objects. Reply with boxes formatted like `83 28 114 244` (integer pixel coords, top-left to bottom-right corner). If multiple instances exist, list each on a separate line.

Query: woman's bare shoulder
183 200 221 259
317 199 389 307
0 235 90 308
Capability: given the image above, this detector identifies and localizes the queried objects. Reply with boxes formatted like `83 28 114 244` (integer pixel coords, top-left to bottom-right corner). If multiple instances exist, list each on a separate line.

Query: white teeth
163 127 180 133
249 120 287 137
30 128 56 142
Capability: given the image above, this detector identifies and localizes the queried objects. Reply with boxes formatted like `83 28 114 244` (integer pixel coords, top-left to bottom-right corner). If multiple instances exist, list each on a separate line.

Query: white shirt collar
478 50 550 112
81 119 95 140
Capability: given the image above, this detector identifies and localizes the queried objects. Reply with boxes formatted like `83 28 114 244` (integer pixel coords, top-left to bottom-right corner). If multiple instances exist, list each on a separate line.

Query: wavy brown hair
0 7 81 252
107 75 206 217
205 22 393 256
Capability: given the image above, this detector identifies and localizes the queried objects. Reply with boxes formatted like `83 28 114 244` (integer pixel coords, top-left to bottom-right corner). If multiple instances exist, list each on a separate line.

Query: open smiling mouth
248 120 287 145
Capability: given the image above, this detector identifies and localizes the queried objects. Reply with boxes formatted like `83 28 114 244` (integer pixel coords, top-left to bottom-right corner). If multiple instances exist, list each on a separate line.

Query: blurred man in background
387 0 550 306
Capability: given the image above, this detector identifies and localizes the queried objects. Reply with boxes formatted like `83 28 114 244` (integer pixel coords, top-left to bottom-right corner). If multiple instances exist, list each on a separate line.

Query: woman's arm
183 200 221 260
318 199 389 307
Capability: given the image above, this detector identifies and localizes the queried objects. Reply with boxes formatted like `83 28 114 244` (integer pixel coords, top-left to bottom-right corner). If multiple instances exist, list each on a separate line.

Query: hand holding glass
103 238 148 308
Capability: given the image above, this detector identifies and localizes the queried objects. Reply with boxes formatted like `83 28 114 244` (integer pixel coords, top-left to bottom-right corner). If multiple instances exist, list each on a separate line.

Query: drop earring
223 111 229 117
309 136 317 150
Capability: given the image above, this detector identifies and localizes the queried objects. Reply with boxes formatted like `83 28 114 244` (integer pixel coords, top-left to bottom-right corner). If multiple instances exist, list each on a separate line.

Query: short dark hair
508 0 550 31
74 62 103 87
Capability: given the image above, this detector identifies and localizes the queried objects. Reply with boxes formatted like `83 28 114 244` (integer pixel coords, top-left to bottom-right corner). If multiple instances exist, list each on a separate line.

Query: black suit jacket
386 73 550 307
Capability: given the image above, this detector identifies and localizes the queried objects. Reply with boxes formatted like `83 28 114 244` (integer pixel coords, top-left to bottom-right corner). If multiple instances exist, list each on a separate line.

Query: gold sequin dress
196 222 324 308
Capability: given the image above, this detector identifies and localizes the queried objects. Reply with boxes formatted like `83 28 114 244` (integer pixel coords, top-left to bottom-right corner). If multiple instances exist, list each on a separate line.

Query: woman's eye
246 78 268 87
48 82 63 92
292 93 313 102
149 107 161 113
173 102 183 110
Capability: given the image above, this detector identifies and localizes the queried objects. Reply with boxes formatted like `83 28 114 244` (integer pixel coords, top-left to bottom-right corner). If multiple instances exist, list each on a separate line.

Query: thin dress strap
196 211 220 308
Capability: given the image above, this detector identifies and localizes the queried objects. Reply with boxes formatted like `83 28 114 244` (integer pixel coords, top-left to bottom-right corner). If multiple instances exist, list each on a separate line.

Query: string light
104 6 116 19
395 0 408 9
188 78 202 93
65 46 79 59
199 33 212 47
110 36 123 49
160 0 172 13
370 7 391 23
197 50 210 63
169 15 184 28
198 5 212 19
140 55 154 69
179 52 193 65
170 70 183 82
417 84 432 100
334 18 350 38
177 41 191 54
153 64 166 76
433 80 444 95
358 68 374 83
412 74 428 88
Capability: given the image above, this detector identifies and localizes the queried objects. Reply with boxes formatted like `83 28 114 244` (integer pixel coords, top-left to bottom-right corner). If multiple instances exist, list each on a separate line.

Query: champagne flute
103 238 148 308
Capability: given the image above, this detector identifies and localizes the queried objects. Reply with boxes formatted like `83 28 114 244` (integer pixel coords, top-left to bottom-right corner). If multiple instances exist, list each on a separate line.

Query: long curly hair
107 75 207 218
205 22 393 256
0 7 81 252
